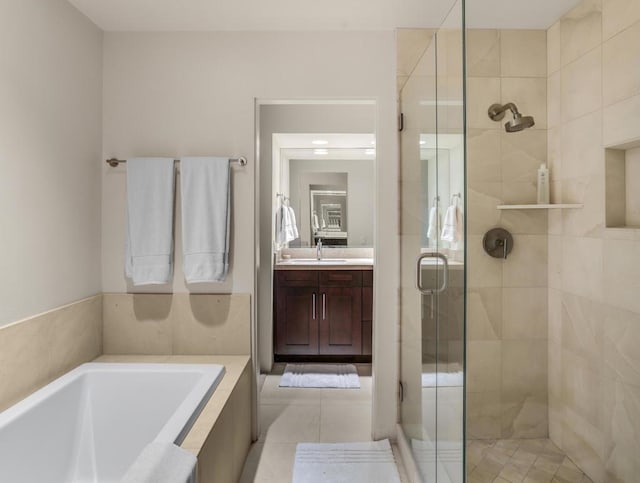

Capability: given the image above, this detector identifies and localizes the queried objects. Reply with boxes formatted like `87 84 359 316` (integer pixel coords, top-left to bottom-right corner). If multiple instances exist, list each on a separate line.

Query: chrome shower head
488 103 535 132
505 113 535 132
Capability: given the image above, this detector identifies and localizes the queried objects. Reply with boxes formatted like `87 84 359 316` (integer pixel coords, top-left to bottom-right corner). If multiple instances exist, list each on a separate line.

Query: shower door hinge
399 381 404 402
398 113 404 132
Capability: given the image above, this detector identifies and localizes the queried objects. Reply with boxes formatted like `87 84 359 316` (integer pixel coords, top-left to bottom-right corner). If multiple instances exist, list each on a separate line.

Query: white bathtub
0 362 225 483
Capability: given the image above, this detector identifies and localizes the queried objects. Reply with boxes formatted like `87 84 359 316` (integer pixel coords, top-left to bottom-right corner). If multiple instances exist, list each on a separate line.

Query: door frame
254 98 393 440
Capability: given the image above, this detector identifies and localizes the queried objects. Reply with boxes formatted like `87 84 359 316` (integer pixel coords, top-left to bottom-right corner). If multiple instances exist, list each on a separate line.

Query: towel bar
106 157 247 168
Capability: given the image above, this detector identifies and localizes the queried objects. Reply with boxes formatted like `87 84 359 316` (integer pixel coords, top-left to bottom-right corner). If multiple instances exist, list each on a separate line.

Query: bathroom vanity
274 259 373 361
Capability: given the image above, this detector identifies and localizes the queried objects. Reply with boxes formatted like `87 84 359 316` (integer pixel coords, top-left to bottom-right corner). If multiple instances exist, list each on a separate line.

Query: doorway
248 101 382 479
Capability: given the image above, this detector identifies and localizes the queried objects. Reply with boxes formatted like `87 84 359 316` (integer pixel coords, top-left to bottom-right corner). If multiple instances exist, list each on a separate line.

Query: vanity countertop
275 257 374 270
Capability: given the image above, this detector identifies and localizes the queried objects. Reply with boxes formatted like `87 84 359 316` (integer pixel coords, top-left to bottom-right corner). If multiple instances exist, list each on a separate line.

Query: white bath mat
421 371 463 387
279 363 360 388
292 439 401 483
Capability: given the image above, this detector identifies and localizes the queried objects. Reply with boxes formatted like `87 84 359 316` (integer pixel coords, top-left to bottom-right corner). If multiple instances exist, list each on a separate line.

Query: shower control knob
483 228 514 260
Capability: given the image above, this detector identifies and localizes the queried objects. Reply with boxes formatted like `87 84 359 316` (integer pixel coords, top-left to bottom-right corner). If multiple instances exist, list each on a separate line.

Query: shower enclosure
398 1 466 482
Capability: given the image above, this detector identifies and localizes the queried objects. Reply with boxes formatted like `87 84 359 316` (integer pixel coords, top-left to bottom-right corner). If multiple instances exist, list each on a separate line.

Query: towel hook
451 193 461 205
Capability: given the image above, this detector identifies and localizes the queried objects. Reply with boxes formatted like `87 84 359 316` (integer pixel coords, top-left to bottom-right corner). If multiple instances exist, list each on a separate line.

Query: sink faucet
316 239 323 260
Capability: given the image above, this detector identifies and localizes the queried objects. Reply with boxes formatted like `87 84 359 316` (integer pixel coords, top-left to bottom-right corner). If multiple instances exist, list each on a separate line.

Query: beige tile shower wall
102 294 251 355
466 29 549 440
547 1 640 482
0 296 102 412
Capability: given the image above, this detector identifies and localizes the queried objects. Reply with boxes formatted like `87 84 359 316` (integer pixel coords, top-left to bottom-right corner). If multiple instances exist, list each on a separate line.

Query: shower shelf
497 204 583 210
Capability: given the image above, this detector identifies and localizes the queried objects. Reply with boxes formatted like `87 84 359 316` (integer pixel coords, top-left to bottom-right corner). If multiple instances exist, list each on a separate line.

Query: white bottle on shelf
537 163 550 204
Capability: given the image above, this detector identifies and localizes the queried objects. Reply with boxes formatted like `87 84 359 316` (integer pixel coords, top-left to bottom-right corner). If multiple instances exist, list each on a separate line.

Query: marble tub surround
0 296 102 412
547 0 640 481
95 355 252 483
466 28 549 440
102 293 251 355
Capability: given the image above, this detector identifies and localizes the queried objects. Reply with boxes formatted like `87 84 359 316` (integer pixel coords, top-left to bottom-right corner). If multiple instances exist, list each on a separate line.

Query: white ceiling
67 0 582 32
274 133 376 161
274 133 375 149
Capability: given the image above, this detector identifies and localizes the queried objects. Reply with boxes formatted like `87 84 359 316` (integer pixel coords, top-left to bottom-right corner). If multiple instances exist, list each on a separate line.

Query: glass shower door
399 1 466 482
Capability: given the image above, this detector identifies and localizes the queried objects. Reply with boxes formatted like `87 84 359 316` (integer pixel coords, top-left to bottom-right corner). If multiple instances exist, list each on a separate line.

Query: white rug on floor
292 439 401 483
279 363 360 388
421 371 463 387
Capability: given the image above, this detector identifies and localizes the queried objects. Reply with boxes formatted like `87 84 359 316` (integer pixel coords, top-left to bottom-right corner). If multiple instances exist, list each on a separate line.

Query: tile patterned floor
467 439 593 483
239 368 409 483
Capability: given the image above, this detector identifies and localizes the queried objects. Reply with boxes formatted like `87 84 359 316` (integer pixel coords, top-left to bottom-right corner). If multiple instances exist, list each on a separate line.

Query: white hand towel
426 206 441 242
180 157 230 283
125 158 175 286
441 205 464 246
276 204 290 247
287 206 300 240
122 442 197 483
276 202 297 247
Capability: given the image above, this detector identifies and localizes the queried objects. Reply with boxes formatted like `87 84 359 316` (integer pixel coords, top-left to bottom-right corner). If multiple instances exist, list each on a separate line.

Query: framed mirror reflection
274 133 375 248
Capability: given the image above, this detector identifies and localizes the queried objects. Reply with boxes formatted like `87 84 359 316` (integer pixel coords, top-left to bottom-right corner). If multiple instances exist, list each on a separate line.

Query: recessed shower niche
605 142 640 229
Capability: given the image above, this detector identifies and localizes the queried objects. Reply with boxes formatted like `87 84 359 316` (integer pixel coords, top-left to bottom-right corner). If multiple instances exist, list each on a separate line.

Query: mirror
420 133 464 250
310 188 348 245
273 134 375 248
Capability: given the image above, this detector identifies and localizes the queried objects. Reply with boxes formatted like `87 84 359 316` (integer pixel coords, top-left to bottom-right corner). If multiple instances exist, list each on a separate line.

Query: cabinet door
362 270 373 356
275 286 319 355
319 287 362 355
361 286 373 356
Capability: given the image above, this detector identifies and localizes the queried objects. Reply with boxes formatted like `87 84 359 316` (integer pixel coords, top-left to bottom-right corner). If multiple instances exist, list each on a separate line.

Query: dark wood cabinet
275 286 319 355
274 269 372 360
319 286 362 355
362 271 373 356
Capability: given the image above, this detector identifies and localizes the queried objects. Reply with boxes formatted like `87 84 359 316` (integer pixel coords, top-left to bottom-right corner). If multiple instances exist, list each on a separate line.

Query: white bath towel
276 203 297 246
122 442 197 483
426 206 441 242
441 205 463 246
180 157 230 283
125 158 175 286
275 205 289 247
288 205 300 239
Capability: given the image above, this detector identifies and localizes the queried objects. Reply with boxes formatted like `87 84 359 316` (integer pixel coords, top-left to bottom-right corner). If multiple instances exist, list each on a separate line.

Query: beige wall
0 0 103 327
102 31 399 439
101 32 392 295
547 0 640 481
466 29 549 440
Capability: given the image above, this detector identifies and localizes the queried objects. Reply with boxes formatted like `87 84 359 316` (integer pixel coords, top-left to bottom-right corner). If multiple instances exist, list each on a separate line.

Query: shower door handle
416 252 449 295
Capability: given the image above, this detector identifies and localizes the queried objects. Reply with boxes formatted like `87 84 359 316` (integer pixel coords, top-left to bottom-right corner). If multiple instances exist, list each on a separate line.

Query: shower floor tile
466 439 593 483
